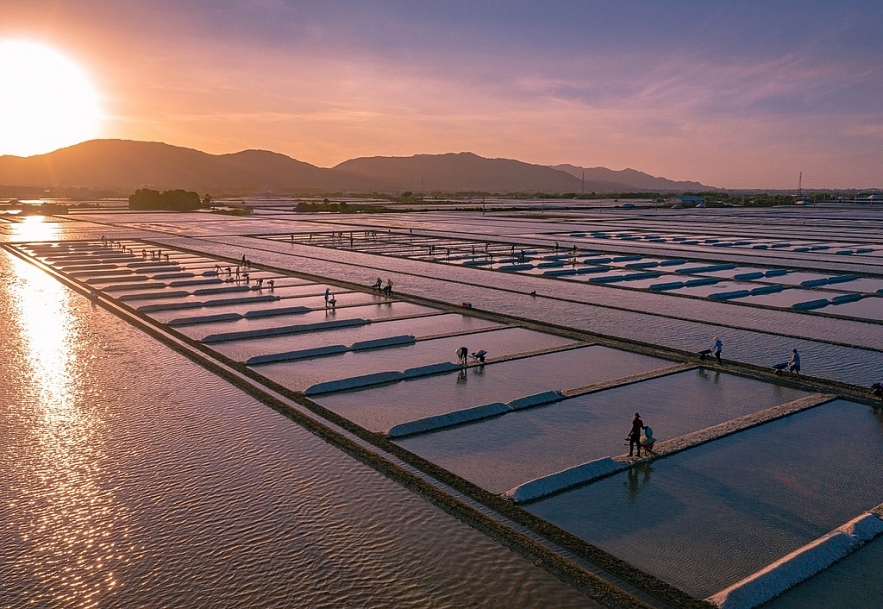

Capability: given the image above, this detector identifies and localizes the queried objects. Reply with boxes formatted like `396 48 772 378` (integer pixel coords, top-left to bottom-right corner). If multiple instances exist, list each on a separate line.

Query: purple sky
3 0 882 188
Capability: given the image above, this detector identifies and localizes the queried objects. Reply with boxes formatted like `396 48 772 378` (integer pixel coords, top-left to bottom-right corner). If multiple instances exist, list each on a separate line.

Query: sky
2 0 882 189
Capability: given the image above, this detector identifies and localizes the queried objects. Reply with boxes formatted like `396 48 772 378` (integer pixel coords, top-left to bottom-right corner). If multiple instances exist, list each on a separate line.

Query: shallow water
0 249 597 608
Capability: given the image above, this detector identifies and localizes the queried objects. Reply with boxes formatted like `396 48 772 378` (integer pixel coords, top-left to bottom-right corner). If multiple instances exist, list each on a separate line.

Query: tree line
128 189 211 211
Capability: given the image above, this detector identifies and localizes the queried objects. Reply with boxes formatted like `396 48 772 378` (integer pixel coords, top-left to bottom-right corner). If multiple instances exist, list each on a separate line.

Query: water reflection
623 463 654 503
873 403 883 429
10 257 126 606
12 215 61 242
697 368 722 384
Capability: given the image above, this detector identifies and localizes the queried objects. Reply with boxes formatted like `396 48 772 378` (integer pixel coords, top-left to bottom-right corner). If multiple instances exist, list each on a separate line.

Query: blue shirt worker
712 337 723 364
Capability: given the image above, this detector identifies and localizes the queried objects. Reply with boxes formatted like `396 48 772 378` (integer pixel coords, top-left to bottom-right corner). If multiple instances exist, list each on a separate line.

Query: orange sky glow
2 1 882 189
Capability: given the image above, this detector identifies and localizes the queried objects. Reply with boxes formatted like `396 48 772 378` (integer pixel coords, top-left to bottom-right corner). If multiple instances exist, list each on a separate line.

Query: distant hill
0 140 713 195
0 140 377 194
553 164 711 192
334 152 584 192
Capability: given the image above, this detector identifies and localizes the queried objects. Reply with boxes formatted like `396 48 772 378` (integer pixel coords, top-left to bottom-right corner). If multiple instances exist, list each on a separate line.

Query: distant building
668 195 706 206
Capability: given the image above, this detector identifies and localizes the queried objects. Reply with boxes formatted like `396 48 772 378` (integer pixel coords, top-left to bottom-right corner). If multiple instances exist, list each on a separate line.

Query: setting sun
0 40 102 157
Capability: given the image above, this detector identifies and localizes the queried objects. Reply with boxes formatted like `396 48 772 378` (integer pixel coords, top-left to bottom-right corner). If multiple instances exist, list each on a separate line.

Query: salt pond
255 326 576 393
528 399 883 598
214 312 499 362
314 345 663 431
398 369 809 493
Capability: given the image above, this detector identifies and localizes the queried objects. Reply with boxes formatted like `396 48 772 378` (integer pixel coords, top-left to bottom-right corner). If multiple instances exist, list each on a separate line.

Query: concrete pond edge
706 507 883 609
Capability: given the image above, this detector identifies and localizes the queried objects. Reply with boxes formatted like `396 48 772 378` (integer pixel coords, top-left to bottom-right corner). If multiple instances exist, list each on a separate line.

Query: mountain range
0 140 713 196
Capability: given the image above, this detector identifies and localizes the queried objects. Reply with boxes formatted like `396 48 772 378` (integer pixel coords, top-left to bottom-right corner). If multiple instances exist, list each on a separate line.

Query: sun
0 40 103 157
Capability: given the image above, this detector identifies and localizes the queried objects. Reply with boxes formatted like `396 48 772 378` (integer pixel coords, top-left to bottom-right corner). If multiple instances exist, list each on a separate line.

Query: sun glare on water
0 40 103 157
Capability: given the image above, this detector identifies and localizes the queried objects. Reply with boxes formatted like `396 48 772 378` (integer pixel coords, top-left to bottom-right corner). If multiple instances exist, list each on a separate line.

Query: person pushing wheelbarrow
626 412 645 458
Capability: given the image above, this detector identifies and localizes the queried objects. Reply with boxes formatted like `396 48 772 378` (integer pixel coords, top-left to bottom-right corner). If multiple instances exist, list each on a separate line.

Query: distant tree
203 194 213 207
129 188 203 211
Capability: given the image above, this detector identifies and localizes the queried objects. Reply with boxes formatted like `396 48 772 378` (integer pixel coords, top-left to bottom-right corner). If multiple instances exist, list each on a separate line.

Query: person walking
788 348 800 374
324 288 331 308
711 337 723 364
627 413 645 458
